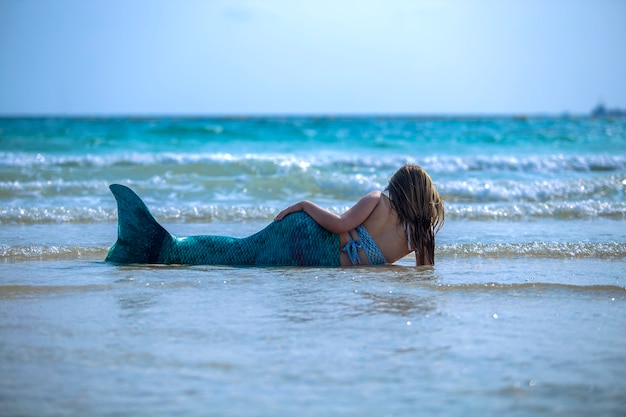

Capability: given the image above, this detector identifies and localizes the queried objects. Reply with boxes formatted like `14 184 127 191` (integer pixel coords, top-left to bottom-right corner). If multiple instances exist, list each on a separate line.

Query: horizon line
0 111 603 119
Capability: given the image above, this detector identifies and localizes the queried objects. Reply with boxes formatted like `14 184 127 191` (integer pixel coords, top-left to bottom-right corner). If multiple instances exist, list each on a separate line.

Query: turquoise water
1 116 625 416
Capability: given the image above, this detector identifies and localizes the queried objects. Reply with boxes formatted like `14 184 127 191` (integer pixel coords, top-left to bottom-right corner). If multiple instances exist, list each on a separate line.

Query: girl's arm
275 191 381 233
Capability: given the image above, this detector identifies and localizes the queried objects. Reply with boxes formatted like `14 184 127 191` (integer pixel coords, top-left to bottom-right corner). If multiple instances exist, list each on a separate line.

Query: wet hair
385 164 444 265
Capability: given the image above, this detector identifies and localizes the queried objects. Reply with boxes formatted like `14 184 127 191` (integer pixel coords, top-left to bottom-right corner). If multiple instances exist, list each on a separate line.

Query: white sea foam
2 241 624 262
440 175 626 202
1 198 624 225
0 244 109 261
438 242 626 259
1 151 625 173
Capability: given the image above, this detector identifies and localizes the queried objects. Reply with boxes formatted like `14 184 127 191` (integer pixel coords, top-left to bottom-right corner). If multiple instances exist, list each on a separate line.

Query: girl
106 164 444 267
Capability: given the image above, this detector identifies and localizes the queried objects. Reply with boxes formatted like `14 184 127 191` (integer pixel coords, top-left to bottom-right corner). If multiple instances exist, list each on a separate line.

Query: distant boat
591 103 626 117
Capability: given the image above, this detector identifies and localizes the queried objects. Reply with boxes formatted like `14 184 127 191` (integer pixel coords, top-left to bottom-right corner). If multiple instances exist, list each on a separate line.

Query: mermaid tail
105 184 340 266
105 184 170 264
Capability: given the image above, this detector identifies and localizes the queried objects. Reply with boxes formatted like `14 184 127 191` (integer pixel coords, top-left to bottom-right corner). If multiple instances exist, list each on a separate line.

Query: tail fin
105 184 171 264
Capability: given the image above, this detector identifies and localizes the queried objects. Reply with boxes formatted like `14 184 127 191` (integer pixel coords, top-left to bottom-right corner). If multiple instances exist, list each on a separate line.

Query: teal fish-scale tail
161 212 340 266
106 184 340 267
105 184 170 264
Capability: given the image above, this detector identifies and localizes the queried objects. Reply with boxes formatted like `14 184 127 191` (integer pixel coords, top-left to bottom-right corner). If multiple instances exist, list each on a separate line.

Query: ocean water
0 116 625 416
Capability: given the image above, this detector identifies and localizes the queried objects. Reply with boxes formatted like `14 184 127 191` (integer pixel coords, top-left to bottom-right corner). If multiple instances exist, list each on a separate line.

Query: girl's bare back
339 193 413 266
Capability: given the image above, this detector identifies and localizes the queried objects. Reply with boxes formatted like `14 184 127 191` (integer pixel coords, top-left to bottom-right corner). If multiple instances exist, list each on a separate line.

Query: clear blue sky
1 0 625 115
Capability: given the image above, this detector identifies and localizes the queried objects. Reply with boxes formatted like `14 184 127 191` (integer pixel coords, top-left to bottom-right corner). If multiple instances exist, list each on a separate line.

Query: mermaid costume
105 184 387 267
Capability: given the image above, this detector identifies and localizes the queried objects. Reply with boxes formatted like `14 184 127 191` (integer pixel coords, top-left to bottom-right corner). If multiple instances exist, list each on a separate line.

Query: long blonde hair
385 164 444 265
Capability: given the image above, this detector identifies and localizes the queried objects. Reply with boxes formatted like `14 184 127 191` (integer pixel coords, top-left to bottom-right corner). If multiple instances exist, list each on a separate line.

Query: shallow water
1 256 624 417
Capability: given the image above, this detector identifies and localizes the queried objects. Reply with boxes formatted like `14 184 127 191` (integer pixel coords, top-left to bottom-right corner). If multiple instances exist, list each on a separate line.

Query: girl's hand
274 202 305 221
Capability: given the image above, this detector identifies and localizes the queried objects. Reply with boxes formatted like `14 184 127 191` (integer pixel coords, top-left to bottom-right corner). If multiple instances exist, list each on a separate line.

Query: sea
0 116 624 416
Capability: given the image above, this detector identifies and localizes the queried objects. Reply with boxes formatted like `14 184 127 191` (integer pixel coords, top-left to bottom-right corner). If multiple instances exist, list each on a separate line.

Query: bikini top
342 225 387 265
